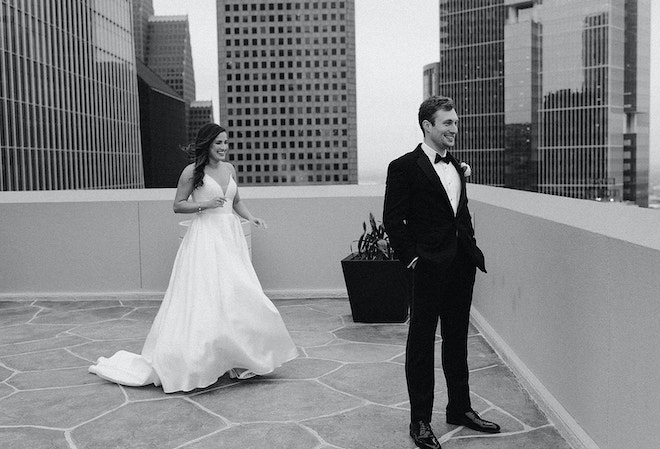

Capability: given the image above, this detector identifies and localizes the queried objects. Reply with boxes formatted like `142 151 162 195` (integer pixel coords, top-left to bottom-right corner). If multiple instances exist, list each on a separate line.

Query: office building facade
0 0 143 190
217 0 357 185
132 0 154 63
146 15 196 106
189 101 215 142
432 0 650 206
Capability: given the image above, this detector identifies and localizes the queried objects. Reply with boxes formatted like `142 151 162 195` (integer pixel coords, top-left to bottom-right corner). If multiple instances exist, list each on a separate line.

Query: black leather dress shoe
409 420 442 449
446 409 501 433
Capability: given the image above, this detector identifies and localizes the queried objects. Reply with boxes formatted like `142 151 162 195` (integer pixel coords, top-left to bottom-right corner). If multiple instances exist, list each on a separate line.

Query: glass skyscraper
0 0 143 190
432 0 650 206
216 0 357 186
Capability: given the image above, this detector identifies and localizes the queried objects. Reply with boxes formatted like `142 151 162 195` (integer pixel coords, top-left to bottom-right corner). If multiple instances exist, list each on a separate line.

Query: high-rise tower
146 15 196 106
189 101 215 142
216 0 357 185
430 0 650 206
132 0 154 62
0 0 143 190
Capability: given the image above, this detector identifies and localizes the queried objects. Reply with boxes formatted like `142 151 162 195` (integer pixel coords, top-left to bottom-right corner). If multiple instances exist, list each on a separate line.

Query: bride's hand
251 217 267 229
205 197 226 209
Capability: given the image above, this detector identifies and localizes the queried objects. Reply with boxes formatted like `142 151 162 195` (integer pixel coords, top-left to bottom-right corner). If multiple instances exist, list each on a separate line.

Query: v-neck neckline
205 173 231 196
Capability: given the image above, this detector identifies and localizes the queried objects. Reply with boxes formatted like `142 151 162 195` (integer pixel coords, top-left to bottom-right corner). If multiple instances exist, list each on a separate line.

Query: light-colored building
132 0 154 62
217 0 358 185
0 0 143 190
431 0 650 207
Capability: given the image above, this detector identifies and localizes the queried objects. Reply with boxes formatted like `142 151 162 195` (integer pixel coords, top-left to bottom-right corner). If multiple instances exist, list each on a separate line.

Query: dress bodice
192 174 236 215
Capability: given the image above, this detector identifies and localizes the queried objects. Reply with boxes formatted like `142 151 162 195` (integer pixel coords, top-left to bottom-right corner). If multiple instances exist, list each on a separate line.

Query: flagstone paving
0 297 574 449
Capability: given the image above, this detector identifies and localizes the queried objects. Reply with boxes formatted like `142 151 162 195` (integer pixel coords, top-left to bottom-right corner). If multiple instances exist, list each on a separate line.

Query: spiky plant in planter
341 212 408 323
353 212 394 261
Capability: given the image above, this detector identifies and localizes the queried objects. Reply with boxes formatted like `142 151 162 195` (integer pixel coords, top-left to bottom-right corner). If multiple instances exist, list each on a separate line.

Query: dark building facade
189 101 215 143
137 61 188 188
146 15 196 107
431 0 650 206
216 0 358 185
0 0 143 190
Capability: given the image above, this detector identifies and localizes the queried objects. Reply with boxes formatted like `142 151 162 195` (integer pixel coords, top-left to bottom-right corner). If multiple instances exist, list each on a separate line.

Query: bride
89 123 298 392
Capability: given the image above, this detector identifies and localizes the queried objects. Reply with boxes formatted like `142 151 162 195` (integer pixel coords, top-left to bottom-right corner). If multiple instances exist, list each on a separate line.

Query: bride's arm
231 166 267 229
172 164 225 214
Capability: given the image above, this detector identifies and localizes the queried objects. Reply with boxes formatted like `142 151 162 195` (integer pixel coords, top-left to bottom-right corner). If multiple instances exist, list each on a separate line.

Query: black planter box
341 254 410 323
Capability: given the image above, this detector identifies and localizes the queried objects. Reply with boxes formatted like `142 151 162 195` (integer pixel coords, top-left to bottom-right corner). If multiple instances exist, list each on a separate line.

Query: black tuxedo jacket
383 144 486 273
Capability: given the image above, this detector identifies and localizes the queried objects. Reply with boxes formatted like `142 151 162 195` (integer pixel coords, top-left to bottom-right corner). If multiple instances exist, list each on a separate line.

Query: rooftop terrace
1 296 571 449
1 184 659 449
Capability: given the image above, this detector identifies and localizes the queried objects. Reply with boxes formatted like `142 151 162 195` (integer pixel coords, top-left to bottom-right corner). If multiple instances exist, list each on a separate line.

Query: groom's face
425 108 459 150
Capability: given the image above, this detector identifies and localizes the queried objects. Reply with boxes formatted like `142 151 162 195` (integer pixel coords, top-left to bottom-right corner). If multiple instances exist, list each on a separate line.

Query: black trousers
406 247 476 423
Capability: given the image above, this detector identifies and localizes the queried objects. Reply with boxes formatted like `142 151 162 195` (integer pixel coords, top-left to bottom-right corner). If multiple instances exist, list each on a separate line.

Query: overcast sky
153 0 659 183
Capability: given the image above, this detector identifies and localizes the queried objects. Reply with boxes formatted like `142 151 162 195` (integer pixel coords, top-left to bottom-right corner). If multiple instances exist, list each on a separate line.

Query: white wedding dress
89 174 298 392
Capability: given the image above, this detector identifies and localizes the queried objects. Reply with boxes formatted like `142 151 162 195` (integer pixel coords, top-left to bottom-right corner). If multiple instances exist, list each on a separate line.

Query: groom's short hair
418 96 455 134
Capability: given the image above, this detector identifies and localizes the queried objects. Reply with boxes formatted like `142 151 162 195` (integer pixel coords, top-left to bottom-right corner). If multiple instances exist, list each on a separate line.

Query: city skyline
423 0 650 206
153 0 660 186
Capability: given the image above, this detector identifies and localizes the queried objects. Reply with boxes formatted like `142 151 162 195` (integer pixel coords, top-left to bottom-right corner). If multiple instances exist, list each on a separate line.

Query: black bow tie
434 153 451 164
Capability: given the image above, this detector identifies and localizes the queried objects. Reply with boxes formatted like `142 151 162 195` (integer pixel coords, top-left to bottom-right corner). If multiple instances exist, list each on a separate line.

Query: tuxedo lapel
448 156 468 215
416 150 442 189
414 146 454 214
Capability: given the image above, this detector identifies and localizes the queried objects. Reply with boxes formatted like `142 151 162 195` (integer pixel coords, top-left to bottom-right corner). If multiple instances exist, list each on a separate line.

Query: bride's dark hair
183 123 226 190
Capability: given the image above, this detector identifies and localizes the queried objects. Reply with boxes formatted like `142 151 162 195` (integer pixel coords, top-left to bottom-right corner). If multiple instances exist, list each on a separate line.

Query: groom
383 96 500 449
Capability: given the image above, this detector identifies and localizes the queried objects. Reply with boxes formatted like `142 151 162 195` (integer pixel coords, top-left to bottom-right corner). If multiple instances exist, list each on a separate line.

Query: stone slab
68 338 145 362
265 357 341 379
33 300 122 311
0 383 13 400
470 365 549 428
186 423 320 449
0 324 73 346
289 330 336 347
0 427 69 449
1 348 89 371
0 306 40 326
192 379 364 422
0 366 12 382
0 383 124 428
0 301 33 310
279 307 343 332
306 341 404 363
444 426 573 448
320 362 408 405
305 298 353 316
71 399 225 449
334 323 410 346
122 306 159 321
33 306 133 324
120 299 163 307
8 366 105 390
0 334 89 357
305 404 415 449
468 335 502 370
72 319 150 340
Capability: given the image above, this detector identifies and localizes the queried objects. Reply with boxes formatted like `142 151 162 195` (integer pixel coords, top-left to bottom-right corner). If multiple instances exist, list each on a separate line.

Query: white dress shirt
421 142 461 216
